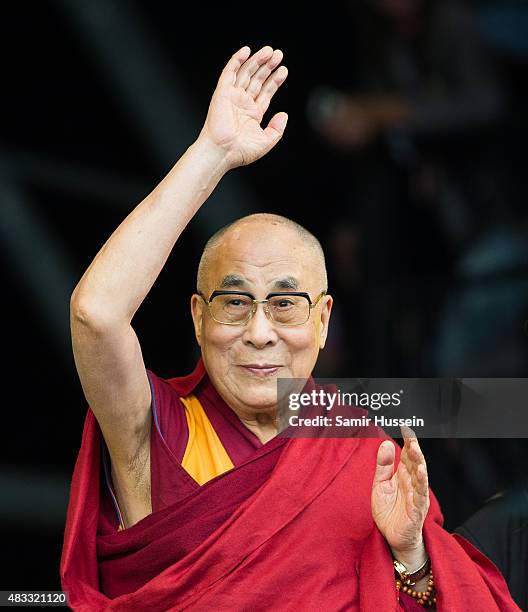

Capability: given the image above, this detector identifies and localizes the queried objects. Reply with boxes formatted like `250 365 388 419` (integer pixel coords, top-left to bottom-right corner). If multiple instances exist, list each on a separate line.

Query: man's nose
241 302 279 348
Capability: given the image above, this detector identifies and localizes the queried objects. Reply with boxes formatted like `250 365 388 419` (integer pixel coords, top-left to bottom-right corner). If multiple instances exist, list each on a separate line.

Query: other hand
371 427 430 566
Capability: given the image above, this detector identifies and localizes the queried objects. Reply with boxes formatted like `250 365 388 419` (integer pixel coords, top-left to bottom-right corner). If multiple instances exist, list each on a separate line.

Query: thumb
372 440 396 486
263 112 288 144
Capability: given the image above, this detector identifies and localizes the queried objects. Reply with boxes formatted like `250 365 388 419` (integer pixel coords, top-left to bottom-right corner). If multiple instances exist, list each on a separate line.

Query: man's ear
319 294 333 349
190 294 204 347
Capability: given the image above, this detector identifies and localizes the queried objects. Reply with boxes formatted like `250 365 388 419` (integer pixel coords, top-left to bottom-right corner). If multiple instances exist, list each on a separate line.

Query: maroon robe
61 360 520 611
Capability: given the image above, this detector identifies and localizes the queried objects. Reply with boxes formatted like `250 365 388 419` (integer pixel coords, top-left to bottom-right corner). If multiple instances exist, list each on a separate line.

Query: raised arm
70 45 288 527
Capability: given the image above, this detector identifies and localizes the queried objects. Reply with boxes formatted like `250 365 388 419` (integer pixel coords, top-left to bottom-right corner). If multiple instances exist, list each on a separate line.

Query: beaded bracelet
396 568 437 607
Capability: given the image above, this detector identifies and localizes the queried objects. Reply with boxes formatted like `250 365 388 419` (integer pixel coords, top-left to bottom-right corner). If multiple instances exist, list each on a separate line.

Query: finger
263 112 288 147
235 45 274 89
410 438 426 470
405 436 429 501
413 462 429 498
402 477 427 524
372 440 396 486
409 459 427 490
411 478 429 523
406 452 427 496
400 435 427 488
398 442 414 476
400 426 422 470
218 46 252 87
399 440 410 466
401 425 417 446
247 48 283 98
256 65 289 115
406 434 426 471
400 443 420 473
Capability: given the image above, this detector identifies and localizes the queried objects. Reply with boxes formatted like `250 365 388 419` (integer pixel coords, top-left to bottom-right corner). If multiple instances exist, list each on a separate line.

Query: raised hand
199 45 289 169
371 427 430 565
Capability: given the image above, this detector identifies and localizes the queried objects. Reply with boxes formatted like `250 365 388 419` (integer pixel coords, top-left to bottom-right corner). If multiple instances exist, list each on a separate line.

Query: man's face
191 221 333 418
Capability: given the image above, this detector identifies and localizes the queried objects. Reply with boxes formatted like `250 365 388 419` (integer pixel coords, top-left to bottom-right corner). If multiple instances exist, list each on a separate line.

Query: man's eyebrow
217 275 300 291
219 274 248 289
271 276 300 291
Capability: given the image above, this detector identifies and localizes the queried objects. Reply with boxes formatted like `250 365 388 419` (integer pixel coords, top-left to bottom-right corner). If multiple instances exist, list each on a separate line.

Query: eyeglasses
199 290 327 326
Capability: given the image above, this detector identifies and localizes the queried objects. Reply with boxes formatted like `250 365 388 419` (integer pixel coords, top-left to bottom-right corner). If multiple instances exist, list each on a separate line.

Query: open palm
371 428 430 554
200 46 289 169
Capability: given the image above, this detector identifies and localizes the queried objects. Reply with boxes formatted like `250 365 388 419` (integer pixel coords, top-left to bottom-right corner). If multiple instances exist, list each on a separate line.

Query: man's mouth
239 364 282 377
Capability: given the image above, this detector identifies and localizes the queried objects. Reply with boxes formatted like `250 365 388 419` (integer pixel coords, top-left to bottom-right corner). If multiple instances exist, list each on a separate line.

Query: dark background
2 0 527 592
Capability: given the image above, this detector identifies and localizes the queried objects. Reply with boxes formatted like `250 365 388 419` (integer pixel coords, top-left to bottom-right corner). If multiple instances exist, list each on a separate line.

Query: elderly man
61 46 519 610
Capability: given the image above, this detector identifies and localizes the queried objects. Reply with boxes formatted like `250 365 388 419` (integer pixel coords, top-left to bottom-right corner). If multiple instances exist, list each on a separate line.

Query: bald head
196 213 327 296
190 213 334 422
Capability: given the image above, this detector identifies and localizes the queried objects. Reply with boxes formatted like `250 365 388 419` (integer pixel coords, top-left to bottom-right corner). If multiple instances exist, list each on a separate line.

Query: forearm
71 135 228 324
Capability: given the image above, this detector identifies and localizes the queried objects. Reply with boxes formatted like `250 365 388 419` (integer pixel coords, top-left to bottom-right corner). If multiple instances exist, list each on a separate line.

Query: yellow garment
180 394 234 485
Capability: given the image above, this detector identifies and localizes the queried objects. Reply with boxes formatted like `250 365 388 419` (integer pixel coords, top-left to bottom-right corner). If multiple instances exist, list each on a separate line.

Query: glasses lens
268 295 310 325
210 294 253 323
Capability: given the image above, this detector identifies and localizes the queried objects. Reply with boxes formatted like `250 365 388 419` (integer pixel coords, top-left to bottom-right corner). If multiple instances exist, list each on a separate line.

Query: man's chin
237 387 278 410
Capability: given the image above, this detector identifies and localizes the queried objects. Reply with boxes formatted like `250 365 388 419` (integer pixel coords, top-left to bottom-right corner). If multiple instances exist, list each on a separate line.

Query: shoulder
457 483 528 543
145 368 189 435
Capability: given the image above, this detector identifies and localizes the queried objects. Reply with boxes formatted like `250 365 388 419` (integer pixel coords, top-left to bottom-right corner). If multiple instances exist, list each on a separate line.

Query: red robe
61 361 520 611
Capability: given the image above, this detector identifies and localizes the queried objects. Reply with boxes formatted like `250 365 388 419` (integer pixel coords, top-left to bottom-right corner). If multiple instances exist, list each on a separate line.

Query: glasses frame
199 290 327 327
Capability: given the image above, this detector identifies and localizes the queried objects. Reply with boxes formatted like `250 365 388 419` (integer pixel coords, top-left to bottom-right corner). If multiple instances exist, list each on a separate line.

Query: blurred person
307 0 509 378
61 45 519 610
309 0 504 156
456 480 528 610
433 222 528 376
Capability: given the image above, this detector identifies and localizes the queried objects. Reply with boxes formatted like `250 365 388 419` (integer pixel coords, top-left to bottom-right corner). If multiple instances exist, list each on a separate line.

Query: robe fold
61 362 520 611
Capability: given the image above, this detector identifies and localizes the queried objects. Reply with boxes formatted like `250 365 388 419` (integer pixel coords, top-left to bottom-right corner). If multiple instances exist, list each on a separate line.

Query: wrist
391 537 426 572
191 132 233 176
